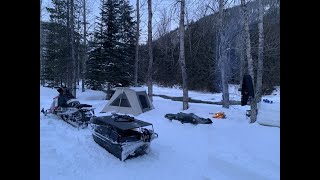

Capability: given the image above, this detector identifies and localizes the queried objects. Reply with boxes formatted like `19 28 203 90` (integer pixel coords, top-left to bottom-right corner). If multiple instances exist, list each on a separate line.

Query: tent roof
101 87 154 116
93 115 152 130
115 87 147 92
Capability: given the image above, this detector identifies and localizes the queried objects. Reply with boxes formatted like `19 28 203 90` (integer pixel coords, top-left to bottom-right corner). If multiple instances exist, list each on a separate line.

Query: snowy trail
40 86 279 180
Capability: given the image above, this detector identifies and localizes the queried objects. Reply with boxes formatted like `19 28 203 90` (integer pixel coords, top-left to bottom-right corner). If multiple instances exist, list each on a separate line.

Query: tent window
110 93 131 107
138 95 149 109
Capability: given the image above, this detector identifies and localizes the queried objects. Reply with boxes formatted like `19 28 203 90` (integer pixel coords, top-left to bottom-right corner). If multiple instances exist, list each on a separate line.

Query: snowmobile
41 96 95 129
89 114 158 161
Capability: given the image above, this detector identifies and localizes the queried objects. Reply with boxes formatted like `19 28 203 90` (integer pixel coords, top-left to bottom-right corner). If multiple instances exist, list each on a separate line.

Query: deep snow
40 85 280 180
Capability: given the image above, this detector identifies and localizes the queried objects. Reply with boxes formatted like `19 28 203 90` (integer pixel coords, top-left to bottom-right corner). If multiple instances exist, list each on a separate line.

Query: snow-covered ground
40 85 280 180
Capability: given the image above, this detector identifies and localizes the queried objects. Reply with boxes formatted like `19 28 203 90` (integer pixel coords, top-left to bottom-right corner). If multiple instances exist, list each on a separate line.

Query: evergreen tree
43 0 83 87
44 0 69 85
86 0 136 89
115 0 136 86
102 0 121 86
86 16 107 90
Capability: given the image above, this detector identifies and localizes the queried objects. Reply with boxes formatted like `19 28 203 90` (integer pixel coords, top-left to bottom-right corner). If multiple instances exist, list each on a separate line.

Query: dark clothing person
241 74 255 106
57 88 68 107
62 87 75 100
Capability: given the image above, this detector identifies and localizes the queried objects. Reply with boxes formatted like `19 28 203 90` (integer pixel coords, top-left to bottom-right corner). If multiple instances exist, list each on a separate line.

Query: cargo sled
89 114 158 161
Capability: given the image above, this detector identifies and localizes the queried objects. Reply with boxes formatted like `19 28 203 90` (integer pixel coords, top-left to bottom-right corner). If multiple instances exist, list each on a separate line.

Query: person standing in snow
57 87 68 107
241 74 255 106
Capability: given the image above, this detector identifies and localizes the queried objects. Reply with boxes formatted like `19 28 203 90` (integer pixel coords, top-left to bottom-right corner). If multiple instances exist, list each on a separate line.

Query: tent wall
100 87 154 116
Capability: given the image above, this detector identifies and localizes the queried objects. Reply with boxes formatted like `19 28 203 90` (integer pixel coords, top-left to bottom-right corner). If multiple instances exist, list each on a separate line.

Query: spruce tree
86 18 107 90
44 0 69 85
86 0 136 89
115 0 136 86
43 0 83 87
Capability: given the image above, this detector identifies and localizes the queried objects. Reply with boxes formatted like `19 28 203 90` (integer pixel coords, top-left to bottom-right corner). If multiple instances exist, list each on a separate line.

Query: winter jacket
63 88 75 100
58 93 68 107
241 74 254 106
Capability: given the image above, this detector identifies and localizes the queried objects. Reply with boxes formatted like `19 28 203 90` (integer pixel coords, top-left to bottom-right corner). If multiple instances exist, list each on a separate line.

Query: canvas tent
101 87 154 116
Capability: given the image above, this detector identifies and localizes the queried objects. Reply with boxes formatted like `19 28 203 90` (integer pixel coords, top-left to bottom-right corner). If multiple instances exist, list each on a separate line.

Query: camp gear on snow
89 114 158 161
164 112 213 125
241 74 255 106
101 87 154 116
263 99 273 104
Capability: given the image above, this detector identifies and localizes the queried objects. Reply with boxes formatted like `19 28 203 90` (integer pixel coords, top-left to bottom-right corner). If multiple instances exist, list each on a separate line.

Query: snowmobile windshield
50 97 58 112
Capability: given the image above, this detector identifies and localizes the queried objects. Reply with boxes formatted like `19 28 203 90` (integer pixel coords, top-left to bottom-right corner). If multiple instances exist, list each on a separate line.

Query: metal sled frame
89 115 158 161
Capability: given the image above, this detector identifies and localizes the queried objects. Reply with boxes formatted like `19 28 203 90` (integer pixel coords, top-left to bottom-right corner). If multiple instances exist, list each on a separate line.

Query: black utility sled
89 114 158 161
41 98 95 129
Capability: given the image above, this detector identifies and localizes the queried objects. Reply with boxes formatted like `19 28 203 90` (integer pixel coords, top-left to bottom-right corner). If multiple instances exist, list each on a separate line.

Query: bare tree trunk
77 39 80 86
186 10 193 70
187 12 193 98
215 27 219 90
134 0 139 86
71 0 77 98
239 31 245 88
40 0 44 85
242 0 254 84
179 0 188 110
99 0 105 91
77 16 81 86
82 0 87 92
241 0 254 83
241 0 256 123
256 0 264 103
218 0 229 108
147 0 153 101
67 0 71 88
100 0 104 59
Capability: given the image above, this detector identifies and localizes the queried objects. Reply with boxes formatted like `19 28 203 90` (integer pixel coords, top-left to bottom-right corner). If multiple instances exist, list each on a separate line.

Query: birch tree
179 0 189 110
218 0 229 108
241 0 257 123
76 8 81 86
134 0 140 86
147 0 153 101
238 30 245 89
70 0 77 97
67 0 71 88
256 0 264 103
82 0 87 92
40 0 44 85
